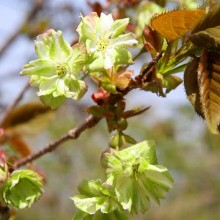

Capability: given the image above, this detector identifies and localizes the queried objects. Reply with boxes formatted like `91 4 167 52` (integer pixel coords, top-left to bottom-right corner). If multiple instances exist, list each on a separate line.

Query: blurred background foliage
15 104 220 220
1 0 220 219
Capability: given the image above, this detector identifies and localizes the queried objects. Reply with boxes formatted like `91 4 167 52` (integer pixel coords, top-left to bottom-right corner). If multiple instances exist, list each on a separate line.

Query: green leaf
110 131 121 149
111 18 129 38
85 106 111 118
163 75 183 93
120 106 150 119
122 133 137 145
2 170 43 209
190 26 220 47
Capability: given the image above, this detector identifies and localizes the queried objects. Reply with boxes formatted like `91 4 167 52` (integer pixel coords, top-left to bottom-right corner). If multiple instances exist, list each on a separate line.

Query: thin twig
0 81 29 127
11 115 101 170
139 51 164 78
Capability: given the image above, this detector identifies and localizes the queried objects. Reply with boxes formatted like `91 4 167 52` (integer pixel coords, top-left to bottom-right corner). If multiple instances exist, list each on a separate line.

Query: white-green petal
71 43 87 73
98 13 114 34
110 33 138 48
21 59 56 77
37 77 58 96
86 39 97 53
107 48 133 67
77 13 99 41
104 48 115 69
35 34 51 59
66 79 87 100
53 79 68 97
2 170 43 209
115 174 133 212
145 165 173 189
48 30 72 61
35 29 72 61
85 52 105 72
40 95 65 109
73 195 103 215
111 18 129 38
139 174 163 205
132 179 150 214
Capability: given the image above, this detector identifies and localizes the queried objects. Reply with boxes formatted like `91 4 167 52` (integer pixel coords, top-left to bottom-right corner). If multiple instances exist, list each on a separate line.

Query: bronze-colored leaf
151 10 206 42
190 26 220 47
2 101 54 135
114 70 133 90
198 50 220 134
7 136 31 157
184 57 204 118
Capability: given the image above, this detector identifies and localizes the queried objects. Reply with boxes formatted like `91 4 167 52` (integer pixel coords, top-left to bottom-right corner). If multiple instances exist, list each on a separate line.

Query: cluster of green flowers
0 170 43 209
21 13 138 108
71 141 173 219
19 12 173 219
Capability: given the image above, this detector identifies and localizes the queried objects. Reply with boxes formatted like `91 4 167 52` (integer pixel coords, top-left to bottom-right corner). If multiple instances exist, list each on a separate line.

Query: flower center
132 163 140 180
97 38 110 51
56 64 68 77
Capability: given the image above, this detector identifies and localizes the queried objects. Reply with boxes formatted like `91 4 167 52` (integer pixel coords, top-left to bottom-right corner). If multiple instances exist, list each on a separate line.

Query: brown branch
136 51 164 82
11 115 101 170
10 49 164 171
0 81 29 127
0 0 44 57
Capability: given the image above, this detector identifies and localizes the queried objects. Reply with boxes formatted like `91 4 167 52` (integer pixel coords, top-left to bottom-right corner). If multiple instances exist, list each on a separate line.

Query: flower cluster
21 30 87 108
105 141 173 214
21 13 137 108
71 141 173 219
77 13 138 70
2 170 43 209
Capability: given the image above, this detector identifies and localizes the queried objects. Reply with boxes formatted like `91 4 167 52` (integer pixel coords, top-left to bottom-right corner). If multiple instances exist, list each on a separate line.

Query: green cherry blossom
105 141 174 214
20 29 87 108
2 170 43 209
71 179 128 219
77 13 138 70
